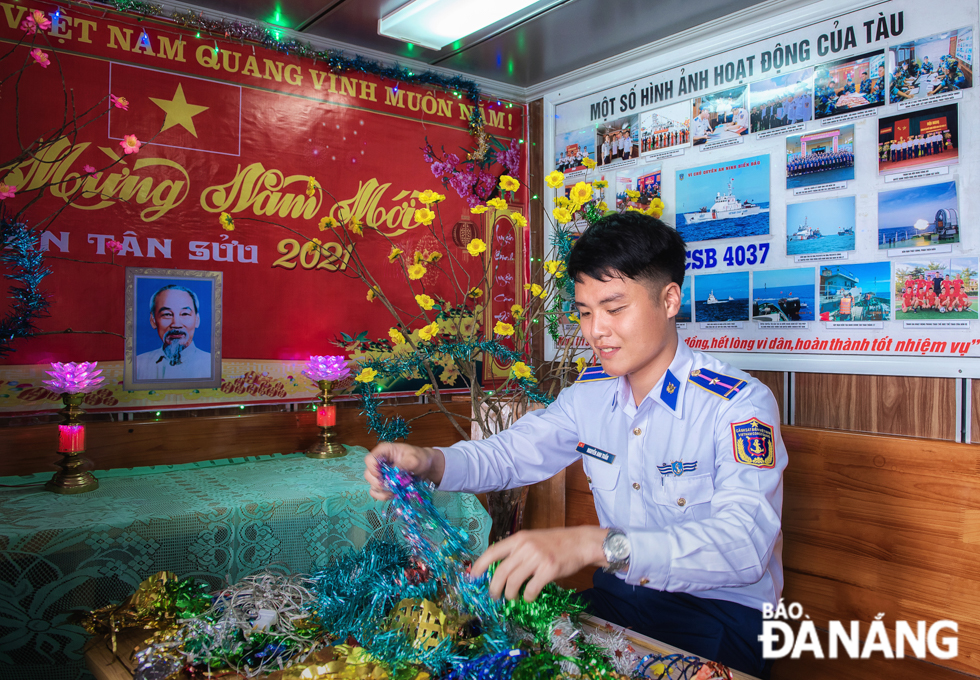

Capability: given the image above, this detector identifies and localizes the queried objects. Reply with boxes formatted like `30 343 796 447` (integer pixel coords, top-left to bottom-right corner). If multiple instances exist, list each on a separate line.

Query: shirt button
677 498 686 507
632 482 641 490
639 578 650 586
633 427 642 435
586 476 592 485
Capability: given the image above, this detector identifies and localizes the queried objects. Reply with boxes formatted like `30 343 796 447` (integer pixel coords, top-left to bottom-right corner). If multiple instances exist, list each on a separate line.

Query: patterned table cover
0 449 490 680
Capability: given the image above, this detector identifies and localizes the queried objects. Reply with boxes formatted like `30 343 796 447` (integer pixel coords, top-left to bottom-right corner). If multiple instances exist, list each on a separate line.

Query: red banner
0 4 526 411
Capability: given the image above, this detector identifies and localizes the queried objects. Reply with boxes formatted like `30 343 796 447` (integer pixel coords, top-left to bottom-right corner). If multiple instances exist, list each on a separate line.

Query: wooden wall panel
746 370 784 421
972 379 980 444
528 98 545 367
795 373 955 440
0 402 470 477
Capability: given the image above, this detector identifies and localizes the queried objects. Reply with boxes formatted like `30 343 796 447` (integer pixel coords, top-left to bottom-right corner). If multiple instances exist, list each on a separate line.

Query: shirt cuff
434 445 468 492
625 529 672 590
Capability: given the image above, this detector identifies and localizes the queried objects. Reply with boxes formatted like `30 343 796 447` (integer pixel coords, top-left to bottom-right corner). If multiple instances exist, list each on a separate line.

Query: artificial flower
597 201 609 211
582 157 597 169
568 313 580 323
414 207 435 226
524 283 545 298
387 246 404 263
354 367 378 383
318 216 338 231
467 287 483 299
499 175 520 192
21 10 51 34
466 238 487 256
645 197 665 218
109 94 129 111
417 189 445 205
415 294 436 310
627 205 643 213
82 164 100 180
470 205 489 214
0 183 16 200
511 213 527 228
415 384 433 396
306 176 321 197
552 207 572 224
511 361 535 381
219 212 235 231
575 357 587 373
349 217 364 235
592 180 608 189
511 304 524 318
486 197 508 210
554 196 573 209
106 240 123 254
494 321 515 336
544 260 566 277
388 328 406 345
625 189 640 200
545 170 565 188
119 134 141 155
418 322 440 341
366 286 380 301
30 48 50 68
407 263 427 280
569 182 593 205
424 251 443 263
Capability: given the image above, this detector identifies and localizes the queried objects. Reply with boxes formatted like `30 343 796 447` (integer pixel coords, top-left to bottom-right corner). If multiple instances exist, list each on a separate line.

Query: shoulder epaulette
575 365 615 383
688 367 746 400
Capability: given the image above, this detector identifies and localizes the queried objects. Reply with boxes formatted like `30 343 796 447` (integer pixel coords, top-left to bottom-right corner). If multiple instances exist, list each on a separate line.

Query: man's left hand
470 526 610 602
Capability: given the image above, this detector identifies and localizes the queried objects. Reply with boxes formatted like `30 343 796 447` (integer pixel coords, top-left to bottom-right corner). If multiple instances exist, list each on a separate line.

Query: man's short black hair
566 211 686 291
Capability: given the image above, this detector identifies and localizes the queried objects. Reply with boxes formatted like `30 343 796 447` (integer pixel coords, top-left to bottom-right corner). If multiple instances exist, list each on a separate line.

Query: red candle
58 424 85 453
316 404 336 427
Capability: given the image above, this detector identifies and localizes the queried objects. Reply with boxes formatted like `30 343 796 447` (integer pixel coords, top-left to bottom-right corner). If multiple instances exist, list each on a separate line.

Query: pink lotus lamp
42 362 104 493
302 356 350 458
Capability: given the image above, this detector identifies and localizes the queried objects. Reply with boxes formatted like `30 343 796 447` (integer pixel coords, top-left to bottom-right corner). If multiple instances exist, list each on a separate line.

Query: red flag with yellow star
108 62 241 156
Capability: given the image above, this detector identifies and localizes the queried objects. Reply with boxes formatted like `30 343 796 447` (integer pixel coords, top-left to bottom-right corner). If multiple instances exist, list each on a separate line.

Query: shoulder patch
731 417 776 468
576 365 615 383
688 368 747 400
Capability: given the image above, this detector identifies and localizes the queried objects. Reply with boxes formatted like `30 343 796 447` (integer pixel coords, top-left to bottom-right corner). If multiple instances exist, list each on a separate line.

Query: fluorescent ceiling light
379 0 544 50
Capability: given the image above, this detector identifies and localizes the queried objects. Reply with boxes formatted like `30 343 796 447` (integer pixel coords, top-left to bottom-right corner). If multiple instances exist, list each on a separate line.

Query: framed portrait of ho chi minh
124 268 223 391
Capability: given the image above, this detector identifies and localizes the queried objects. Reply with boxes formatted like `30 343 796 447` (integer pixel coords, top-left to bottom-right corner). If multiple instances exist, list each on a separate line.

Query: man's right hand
363 443 446 500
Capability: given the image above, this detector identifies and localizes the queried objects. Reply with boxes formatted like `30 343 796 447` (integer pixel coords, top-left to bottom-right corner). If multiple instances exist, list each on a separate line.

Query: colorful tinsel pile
83 463 732 680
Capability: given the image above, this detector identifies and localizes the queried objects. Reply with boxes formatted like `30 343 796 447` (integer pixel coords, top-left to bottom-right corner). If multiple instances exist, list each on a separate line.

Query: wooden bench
561 425 980 679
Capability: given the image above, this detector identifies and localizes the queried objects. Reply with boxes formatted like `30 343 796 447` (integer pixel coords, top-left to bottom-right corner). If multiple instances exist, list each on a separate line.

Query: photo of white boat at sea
786 196 856 256
753 268 815 321
877 181 959 250
678 278 692 322
694 271 750 322
675 154 770 242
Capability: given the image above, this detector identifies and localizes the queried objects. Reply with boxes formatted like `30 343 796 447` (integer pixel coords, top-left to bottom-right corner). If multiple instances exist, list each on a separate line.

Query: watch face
606 533 630 560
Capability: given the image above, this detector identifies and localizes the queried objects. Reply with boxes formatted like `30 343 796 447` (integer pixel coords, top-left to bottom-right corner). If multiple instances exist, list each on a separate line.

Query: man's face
575 273 680 390
150 289 199 349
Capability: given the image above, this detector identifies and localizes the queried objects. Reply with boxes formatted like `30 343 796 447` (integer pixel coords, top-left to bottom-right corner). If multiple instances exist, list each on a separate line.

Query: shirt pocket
583 459 621 491
655 473 714 516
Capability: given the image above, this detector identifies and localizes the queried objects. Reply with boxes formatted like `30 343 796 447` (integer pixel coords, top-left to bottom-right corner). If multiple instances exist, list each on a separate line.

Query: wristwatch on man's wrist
602 528 631 573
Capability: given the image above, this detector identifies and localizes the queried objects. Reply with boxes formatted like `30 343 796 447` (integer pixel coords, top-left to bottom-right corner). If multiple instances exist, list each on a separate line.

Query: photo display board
547 0 979 376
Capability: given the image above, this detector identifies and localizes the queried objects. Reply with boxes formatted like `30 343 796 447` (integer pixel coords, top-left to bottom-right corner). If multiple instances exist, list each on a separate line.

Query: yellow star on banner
149 83 209 137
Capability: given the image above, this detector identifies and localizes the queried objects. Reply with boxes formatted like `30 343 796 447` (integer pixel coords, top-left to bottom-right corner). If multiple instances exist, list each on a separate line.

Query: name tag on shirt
576 442 615 464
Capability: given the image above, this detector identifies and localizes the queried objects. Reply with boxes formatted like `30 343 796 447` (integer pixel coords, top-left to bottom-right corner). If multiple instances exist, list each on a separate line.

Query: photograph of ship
675 154 770 242
678 278 692 323
753 268 815 321
596 114 638 167
786 196 856 256
814 50 886 118
877 181 959 250
694 271 750 322
613 167 661 210
554 127 597 173
819 262 892 322
691 86 749 145
878 103 959 175
888 27 973 104
748 68 814 133
894 257 978 320
786 125 855 189
639 100 691 153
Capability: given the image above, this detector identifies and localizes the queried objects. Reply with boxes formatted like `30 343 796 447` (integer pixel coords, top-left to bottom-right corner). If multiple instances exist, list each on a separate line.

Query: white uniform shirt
439 340 786 612
135 342 213 380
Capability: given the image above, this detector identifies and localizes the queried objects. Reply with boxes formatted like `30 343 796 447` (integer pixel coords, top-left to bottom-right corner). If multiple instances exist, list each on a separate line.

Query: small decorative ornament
302 356 350 458
42 362 105 493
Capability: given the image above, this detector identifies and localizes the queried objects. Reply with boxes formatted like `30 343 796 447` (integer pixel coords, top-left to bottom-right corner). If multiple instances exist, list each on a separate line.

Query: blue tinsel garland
0 214 51 358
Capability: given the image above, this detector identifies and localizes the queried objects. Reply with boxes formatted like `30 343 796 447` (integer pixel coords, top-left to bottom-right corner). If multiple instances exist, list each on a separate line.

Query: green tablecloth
0 448 490 680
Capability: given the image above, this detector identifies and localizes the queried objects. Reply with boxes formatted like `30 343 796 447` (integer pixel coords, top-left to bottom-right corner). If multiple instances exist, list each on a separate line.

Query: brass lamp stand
306 380 346 458
46 392 99 494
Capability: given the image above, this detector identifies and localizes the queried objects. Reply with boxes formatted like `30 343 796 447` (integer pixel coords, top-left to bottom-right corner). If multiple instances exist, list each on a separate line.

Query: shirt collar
610 340 694 420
